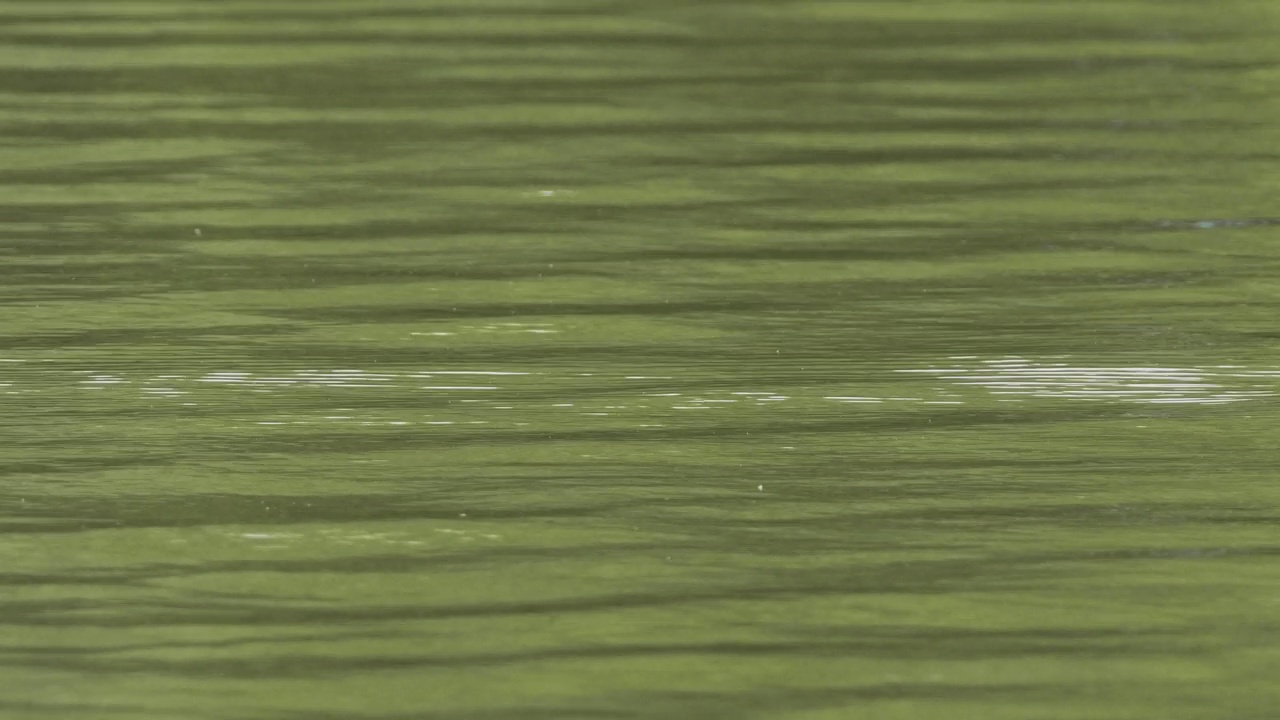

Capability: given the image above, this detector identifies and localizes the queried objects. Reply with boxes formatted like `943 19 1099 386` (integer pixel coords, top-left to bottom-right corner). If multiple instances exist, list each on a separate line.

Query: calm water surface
4 2 1280 718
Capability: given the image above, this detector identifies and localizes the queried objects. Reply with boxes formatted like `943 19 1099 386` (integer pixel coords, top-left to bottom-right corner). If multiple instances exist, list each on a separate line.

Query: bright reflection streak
899 356 1278 405
2 357 1277 433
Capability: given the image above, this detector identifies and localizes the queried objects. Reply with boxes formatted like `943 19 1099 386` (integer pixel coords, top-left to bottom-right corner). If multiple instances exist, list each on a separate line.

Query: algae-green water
4 2 1280 718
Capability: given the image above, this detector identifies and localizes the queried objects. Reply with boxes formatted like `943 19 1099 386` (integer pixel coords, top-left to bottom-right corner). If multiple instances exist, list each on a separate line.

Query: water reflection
3 355 1277 427
901 355 1279 404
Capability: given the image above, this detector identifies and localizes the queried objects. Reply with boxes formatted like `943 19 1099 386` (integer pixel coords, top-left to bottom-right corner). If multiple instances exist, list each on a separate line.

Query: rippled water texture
4 2 1280 718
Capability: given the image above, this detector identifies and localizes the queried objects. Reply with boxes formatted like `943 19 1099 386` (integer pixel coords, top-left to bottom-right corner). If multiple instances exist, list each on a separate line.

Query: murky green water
4 2 1280 718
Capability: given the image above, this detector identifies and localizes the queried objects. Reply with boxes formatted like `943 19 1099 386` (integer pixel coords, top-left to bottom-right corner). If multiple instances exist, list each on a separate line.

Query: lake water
4 2 1280 718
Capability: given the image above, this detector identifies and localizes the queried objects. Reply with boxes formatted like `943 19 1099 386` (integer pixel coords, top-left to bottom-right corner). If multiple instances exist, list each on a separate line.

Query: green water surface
3 2 1280 718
